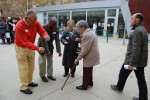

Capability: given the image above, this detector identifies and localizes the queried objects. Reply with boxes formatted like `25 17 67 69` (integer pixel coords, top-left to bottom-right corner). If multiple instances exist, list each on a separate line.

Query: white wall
36 12 44 25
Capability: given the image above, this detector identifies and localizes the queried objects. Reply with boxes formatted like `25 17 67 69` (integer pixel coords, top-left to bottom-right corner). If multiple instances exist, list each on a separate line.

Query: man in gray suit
111 13 148 100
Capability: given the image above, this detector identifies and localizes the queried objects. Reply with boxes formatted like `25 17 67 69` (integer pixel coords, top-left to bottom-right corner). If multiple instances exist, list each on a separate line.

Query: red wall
129 0 150 32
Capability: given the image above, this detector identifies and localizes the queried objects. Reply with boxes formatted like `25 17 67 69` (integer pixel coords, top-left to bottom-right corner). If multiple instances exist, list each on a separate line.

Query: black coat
61 30 80 68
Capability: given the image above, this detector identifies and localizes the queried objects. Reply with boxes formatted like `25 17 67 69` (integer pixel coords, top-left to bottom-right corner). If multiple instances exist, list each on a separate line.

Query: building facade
34 0 150 37
34 0 125 37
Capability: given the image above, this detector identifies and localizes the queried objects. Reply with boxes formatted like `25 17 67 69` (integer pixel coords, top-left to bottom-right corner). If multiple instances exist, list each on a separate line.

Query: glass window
58 12 70 28
108 9 116 17
43 12 47 17
44 18 47 25
48 13 57 21
72 11 86 24
117 9 125 38
87 10 105 35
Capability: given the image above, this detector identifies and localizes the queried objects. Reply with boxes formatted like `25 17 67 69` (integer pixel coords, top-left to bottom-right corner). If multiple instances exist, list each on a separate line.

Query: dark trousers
10 31 15 43
82 67 93 88
0 33 5 44
6 38 10 44
64 66 76 75
117 64 148 100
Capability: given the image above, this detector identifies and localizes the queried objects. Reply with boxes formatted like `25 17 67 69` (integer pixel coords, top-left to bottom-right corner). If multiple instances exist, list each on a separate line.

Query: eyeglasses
28 17 37 23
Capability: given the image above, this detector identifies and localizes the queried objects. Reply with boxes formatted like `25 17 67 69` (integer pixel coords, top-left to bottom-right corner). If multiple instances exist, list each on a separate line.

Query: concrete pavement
0 36 150 100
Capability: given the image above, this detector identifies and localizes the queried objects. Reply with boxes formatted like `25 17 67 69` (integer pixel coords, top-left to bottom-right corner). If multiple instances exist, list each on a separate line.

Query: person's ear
135 18 140 24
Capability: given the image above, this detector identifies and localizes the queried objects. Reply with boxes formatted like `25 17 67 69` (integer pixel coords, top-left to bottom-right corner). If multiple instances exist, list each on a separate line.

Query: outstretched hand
44 35 50 41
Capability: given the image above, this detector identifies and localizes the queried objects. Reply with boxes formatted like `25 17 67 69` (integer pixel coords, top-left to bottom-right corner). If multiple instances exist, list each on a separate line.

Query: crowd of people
1 9 148 100
0 17 19 45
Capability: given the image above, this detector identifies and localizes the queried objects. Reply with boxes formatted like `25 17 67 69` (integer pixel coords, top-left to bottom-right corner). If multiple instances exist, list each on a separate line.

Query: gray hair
67 20 75 25
49 17 57 23
75 20 89 28
25 10 36 18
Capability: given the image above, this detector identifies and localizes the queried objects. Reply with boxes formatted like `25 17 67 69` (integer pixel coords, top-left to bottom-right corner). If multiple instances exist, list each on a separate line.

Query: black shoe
71 74 75 78
133 97 139 100
89 81 93 86
76 85 87 90
41 77 48 82
47 76 56 81
111 84 122 92
63 74 68 77
20 88 32 94
28 82 38 87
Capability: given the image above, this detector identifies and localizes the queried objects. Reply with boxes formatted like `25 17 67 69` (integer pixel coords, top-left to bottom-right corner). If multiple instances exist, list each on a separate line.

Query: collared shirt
15 19 48 50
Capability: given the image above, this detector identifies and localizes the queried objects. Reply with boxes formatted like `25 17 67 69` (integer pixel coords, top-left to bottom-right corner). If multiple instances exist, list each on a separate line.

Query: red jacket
15 19 48 50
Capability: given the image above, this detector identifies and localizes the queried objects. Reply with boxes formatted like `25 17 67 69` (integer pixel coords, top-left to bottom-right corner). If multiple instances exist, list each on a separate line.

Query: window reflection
58 12 70 27
48 13 57 21
87 10 105 35
108 9 116 17
72 11 86 24
117 9 125 38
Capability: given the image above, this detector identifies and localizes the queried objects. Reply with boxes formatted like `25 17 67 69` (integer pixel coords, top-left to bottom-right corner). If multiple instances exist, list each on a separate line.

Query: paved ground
0 36 150 100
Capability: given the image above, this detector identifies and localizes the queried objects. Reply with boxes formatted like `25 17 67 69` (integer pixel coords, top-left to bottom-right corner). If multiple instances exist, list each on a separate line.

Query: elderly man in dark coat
111 13 148 100
61 20 80 78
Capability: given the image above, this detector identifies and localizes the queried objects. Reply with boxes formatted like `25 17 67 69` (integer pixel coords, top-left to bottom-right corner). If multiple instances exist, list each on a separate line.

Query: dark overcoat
61 30 80 68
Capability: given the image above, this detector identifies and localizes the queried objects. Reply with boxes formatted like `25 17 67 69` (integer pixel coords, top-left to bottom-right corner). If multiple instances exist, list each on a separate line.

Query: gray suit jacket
77 28 100 67
124 23 148 67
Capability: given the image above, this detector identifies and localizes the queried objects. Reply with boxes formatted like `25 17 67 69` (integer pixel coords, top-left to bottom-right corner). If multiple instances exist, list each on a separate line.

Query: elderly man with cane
74 20 100 90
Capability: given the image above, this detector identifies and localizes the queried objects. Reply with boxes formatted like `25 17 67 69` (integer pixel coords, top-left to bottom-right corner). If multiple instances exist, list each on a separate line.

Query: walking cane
61 63 77 90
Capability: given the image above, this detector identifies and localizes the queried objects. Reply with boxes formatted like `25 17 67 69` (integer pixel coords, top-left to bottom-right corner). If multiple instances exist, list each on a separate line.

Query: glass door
107 18 115 37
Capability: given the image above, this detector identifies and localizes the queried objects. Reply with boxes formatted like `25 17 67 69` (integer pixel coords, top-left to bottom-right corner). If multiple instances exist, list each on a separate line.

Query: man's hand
128 65 133 70
44 35 50 41
64 41 68 45
74 59 79 64
75 38 80 42
58 52 62 57
38 47 45 53
46 51 51 56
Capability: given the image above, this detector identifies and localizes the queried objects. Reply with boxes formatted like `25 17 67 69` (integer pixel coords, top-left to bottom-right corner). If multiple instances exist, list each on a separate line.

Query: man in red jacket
15 10 50 94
